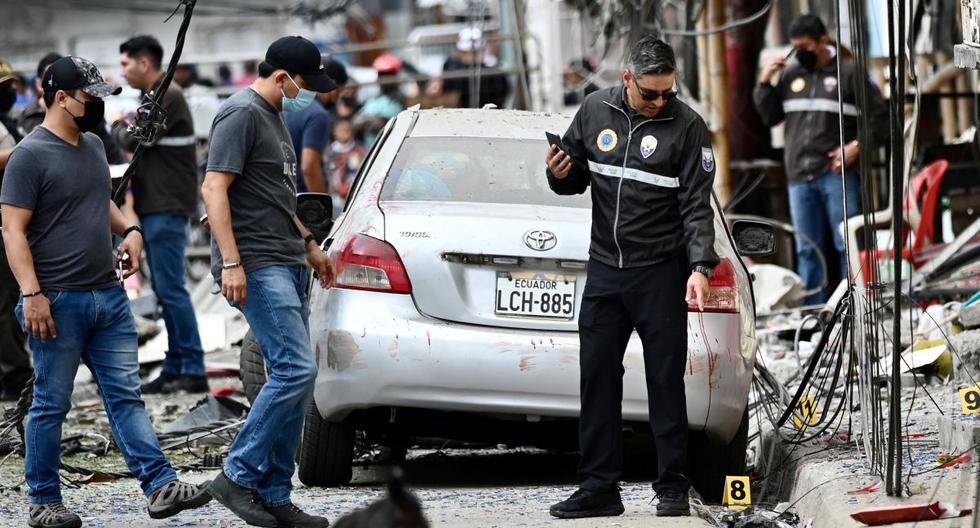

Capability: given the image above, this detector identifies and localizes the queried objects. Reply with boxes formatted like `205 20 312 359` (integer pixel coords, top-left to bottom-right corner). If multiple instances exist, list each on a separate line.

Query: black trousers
577 255 690 493
0 239 30 395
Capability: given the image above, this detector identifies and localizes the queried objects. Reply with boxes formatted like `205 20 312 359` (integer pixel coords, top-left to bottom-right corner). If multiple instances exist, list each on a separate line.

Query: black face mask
66 96 105 133
796 48 818 70
0 88 16 114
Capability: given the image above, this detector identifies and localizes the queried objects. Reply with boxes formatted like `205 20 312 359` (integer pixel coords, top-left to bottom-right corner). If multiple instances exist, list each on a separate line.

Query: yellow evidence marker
791 396 819 429
959 385 980 415
722 476 751 509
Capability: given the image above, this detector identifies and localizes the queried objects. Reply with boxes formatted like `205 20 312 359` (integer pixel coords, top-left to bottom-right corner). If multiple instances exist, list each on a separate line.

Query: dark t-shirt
284 102 330 193
0 127 116 290
206 88 306 280
112 84 198 216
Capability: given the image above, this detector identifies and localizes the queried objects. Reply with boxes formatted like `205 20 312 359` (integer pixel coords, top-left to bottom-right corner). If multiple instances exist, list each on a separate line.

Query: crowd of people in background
0 25 518 224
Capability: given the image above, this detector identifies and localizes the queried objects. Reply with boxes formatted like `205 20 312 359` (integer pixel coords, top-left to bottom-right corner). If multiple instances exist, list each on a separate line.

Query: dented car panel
309 108 757 445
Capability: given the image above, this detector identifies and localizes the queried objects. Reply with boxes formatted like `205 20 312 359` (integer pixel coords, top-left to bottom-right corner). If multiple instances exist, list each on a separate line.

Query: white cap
457 27 484 52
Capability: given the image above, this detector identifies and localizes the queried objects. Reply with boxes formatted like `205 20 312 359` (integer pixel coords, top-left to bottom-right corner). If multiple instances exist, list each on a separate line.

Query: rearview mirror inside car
732 220 776 257
296 192 334 244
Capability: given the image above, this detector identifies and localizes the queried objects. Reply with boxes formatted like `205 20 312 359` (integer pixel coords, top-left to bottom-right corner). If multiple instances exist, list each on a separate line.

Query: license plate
494 271 576 319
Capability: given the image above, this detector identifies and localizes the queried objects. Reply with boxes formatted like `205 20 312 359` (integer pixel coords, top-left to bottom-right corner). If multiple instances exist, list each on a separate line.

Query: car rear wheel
297 401 355 486
239 330 266 405
688 406 749 503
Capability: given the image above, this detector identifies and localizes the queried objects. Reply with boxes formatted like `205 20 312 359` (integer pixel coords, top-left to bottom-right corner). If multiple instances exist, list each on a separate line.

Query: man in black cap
202 36 336 528
1 56 211 528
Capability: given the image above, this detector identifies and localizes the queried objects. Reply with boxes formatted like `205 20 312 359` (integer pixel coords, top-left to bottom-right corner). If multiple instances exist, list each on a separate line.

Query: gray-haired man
545 36 718 518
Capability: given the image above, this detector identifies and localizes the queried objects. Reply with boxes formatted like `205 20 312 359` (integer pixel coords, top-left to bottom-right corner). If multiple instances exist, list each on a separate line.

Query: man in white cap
426 26 510 108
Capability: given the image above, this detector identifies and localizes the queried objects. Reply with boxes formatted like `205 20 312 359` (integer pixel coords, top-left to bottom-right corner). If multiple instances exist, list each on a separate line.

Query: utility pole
707 0 731 203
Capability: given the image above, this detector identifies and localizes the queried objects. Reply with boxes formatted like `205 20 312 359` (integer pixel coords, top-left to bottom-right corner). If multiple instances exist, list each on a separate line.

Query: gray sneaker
28 502 82 528
147 479 213 519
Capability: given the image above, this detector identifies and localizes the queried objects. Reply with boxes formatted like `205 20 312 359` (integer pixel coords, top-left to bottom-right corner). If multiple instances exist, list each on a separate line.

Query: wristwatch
122 225 143 238
692 263 713 280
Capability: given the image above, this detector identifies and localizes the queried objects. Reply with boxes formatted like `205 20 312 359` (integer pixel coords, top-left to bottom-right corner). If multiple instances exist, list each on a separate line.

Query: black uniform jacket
548 86 719 270
753 53 888 183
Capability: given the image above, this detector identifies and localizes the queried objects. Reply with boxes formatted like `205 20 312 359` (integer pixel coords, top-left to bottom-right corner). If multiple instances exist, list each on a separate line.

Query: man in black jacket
546 36 717 519
753 15 888 303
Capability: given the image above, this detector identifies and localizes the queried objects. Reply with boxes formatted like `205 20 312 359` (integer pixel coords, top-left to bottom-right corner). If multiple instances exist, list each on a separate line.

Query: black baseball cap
264 36 337 93
321 56 348 86
42 56 121 98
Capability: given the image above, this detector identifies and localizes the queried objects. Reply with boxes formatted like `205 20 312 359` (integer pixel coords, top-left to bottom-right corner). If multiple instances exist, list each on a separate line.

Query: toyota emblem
525 230 557 251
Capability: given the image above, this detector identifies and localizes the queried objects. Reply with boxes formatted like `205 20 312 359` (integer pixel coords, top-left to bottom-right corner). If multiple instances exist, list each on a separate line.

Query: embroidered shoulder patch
701 147 715 172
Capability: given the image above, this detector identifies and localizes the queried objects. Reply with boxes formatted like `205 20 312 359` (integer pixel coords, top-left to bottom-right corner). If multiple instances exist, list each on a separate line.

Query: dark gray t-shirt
0 127 116 290
206 88 305 279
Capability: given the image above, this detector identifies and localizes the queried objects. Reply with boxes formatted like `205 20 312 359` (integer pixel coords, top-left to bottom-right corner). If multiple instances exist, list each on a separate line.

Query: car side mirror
732 220 776 257
296 192 334 244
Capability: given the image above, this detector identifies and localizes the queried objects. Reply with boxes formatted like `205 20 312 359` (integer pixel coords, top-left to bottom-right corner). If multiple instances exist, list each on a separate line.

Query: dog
333 471 429 528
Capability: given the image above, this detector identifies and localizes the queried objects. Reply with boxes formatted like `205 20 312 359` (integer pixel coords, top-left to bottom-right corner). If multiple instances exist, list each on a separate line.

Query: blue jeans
788 171 861 305
16 288 177 503
141 213 205 377
224 265 315 506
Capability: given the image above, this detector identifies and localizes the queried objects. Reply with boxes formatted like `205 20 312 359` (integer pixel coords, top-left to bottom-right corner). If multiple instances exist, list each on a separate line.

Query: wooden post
935 53 959 143
708 0 731 203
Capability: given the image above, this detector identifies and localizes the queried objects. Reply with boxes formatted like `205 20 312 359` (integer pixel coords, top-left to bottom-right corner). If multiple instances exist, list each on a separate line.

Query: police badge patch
640 135 657 158
701 147 715 172
596 129 618 152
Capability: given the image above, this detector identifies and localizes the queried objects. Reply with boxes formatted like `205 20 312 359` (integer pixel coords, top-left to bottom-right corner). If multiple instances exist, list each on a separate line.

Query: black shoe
655 488 690 517
265 502 330 528
549 487 625 519
207 472 277 527
142 372 179 395
164 375 210 394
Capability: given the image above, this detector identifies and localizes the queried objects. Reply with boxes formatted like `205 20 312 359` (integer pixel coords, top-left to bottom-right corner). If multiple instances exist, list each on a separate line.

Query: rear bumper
310 288 754 443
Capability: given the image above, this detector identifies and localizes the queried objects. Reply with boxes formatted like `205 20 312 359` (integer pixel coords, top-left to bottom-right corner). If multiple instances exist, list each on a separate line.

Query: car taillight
688 258 738 313
332 234 413 294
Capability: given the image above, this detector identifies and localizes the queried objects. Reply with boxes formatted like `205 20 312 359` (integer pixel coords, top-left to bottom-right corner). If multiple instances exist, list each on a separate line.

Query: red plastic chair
859 159 949 283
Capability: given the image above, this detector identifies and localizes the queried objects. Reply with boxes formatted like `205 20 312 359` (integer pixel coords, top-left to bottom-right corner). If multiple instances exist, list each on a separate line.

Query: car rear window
379 137 591 208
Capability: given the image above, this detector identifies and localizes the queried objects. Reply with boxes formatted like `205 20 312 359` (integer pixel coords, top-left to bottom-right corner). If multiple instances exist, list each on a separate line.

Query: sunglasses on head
630 73 677 102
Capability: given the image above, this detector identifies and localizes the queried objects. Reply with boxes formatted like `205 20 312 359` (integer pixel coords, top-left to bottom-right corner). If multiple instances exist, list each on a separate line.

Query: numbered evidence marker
722 475 751 509
959 385 980 414
791 396 819 429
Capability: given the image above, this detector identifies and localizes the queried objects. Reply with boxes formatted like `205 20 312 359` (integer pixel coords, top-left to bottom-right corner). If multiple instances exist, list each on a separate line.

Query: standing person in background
0 60 30 403
112 35 206 394
426 27 510 109
753 14 888 303
318 57 349 122
354 54 405 147
327 118 365 214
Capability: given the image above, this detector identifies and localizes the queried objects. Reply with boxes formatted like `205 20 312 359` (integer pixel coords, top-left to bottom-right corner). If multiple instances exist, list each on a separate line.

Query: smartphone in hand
546 131 564 152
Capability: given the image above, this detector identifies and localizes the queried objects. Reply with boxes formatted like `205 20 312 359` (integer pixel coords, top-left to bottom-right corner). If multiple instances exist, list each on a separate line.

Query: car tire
297 401 355 487
239 330 267 405
688 406 749 503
